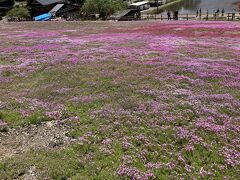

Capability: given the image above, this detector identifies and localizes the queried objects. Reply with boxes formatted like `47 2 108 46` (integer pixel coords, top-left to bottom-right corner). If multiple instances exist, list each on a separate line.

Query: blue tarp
34 13 52 21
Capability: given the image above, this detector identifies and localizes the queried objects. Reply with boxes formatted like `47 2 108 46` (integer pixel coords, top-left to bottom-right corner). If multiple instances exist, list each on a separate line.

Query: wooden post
228 13 230 21
232 13 235 21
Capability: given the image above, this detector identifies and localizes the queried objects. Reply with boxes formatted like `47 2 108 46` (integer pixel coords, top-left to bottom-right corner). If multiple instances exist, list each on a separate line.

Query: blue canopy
34 13 52 21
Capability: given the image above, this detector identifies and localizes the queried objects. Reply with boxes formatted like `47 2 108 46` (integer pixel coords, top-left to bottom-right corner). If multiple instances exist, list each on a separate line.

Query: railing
120 12 240 21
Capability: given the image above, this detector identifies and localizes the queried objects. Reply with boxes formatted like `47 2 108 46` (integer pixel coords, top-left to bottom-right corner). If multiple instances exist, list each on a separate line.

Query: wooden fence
121 12 240 21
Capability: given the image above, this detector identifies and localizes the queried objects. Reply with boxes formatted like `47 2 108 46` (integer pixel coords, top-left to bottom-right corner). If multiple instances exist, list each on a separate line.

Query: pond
161 0 240 14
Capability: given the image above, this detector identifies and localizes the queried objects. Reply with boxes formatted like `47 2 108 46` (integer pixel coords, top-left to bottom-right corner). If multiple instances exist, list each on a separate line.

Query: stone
46 121 54 128
0 101 6 109
0 120 8 132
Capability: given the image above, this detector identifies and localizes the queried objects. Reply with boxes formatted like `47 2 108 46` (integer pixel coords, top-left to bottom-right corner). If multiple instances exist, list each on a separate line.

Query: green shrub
81 0 127 19
7 6 30 19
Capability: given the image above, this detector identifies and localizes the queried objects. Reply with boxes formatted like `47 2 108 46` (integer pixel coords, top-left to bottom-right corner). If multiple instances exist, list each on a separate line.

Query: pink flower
185 144 194 152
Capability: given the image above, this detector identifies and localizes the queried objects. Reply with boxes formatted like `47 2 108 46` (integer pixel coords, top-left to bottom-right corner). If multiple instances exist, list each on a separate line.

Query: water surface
161 0 240 14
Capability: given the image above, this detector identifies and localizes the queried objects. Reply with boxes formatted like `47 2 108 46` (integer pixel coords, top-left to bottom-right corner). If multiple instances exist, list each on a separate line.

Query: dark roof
0 0 14 8
110 9 140 20
110 10 132 19
35 0 64 6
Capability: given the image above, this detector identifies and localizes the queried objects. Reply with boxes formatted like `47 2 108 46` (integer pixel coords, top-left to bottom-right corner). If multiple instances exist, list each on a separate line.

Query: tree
7 6 30 19
81 0 128 19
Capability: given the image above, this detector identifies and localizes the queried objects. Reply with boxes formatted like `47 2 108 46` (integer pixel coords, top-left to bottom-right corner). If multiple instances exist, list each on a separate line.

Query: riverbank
234 1 240 11
233 1 240 6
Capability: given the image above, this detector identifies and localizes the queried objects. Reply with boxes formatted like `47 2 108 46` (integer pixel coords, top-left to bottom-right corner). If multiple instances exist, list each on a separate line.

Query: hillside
0 21 240 179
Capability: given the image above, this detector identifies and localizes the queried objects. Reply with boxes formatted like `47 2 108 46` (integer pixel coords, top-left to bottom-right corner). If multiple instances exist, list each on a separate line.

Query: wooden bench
227 13 235 20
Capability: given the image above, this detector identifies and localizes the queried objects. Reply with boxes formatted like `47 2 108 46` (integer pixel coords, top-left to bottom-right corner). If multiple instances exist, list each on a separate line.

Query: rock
48 136 64 148
0 120 8 132
46 121 54 128
0 101 6 109
23 166 37 180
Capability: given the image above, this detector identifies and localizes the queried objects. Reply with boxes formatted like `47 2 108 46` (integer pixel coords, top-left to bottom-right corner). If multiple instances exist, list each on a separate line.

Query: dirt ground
0 121 74 161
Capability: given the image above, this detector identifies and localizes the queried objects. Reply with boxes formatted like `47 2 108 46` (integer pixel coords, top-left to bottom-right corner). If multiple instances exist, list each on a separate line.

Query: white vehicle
129 1 150 11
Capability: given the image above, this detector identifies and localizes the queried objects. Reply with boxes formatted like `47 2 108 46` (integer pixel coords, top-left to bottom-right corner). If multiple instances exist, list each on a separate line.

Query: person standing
214 11 217 19
221 8 225 16
174 11 179 20
216 8 220 17
199 8 202 17
196 9 199 17
167 10 171 20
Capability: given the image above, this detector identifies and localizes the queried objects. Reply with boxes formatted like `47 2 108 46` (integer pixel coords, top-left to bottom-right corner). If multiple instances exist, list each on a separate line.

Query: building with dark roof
0 0 15 16
27 0 64 16
28 0 82 17
32 0 64 6
0 0 14 8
